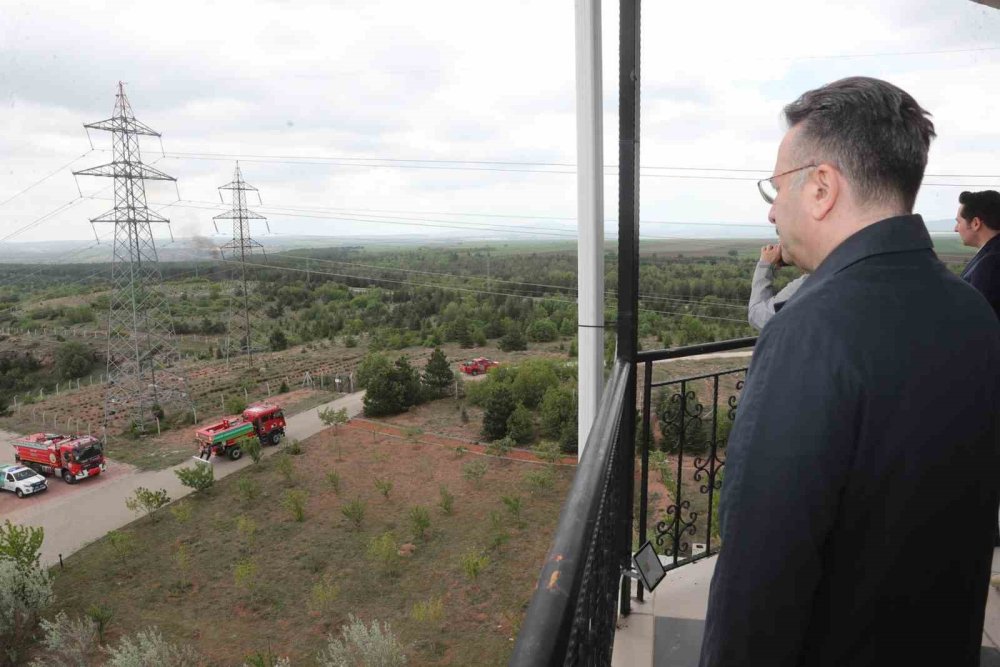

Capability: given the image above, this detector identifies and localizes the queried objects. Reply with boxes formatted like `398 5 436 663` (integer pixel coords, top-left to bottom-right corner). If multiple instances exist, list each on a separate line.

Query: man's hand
760 244 784 268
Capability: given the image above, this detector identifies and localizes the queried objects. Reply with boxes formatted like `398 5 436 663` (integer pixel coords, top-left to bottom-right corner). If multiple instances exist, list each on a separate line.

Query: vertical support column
575 0 605 459
617 0 641 617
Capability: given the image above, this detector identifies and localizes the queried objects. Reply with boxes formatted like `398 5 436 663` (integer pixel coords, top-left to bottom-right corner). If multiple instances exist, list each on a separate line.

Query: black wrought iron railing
510 359 633 667
635 337 756 601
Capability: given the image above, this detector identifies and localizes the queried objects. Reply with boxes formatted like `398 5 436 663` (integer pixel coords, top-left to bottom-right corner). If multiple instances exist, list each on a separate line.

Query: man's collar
811 214 931 281
977 232 1000 254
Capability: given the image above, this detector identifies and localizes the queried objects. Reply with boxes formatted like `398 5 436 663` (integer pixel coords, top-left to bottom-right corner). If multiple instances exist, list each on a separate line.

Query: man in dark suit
956 190 1000 319
700 77 1000 667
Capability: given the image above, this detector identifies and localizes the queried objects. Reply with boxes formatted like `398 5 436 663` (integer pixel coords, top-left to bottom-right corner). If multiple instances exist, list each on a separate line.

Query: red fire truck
460 357 500 375
195 403 287 461
12 433 107 484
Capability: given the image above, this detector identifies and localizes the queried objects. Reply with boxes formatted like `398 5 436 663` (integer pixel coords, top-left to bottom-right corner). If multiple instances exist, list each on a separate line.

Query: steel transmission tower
214 162 268 368
74 82 191 432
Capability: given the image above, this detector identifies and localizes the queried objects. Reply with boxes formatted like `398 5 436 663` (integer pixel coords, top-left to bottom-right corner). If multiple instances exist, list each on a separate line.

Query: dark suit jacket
700 215 1000 667
961 233 1000 321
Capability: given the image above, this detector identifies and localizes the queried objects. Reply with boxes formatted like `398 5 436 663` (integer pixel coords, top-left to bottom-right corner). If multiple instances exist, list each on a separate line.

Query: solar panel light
624 540 667 593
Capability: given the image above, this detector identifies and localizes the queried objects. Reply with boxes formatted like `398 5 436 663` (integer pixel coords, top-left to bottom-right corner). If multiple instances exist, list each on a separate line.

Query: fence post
192 406 198 423
156 417 161 435
243 387 248 401
266 381 270 396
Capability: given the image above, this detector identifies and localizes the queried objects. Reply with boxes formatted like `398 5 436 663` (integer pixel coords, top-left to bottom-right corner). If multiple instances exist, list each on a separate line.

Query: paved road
0 391 366 567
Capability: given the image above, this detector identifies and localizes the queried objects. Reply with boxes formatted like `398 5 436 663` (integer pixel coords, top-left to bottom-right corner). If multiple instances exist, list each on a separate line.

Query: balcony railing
511 338 756 666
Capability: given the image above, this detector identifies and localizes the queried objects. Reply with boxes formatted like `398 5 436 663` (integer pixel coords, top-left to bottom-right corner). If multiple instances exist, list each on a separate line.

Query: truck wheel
270 432 282 446
229 446 243 461
63 471 76 485
15 489 24 499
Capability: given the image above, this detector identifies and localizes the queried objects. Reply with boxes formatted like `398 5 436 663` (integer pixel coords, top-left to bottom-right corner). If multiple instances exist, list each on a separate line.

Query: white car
0 464 48 498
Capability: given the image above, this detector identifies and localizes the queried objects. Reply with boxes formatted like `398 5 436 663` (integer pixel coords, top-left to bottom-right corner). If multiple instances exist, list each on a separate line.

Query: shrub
276 455 295 484
284 490 307 522
486 436 514 458
308 574 341 615
460 549 489 580
55 341 94 380
0 520 43 569
410 596 444 625
326 470 341 494
532 441 561 465
244 651 291 667
317 615 407 667
174 544 192 591
107 530 135 567
105 628 201 667
86 603 114 644
502 495 524 527
174 463 214 493
438 485 455 515
462 460 488 487
506 405 534 444
125 487 171 520
318 406 349 430
524 467 555 493
244 437 262 464
30 611 97 667
237 516 258 551
374 477 393 500
498 326 527 352
270 330 289 352
409 506 431 541
1 560 53 666
342 498 366 529
225 394 248 416
421 348 454 398
234 558 259 601
238 477 260 506
286 439 303 455
367 532 401 576
279 380 290 393
170 502 193 524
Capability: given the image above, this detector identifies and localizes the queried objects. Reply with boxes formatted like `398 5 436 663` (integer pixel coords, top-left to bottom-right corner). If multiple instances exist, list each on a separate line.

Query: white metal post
575 0 605 459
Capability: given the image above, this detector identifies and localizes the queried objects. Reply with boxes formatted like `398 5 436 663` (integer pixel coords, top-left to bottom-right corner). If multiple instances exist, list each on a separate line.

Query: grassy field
44 422 573 666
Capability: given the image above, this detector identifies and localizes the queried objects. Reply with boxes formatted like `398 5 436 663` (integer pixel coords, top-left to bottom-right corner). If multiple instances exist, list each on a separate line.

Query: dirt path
0 392 367 567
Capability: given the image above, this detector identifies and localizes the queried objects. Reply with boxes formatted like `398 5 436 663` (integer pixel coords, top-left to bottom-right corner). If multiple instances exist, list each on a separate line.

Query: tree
175 463 214 493
55 342 93 381
527 319 559 342
540 386 576 440
124 488 171 521
0 521 44 570
356 352 391 390
511 360 561 409
269 330 289 352
318 406 349 430
363 356 421 417
506 404 534 444
422 348 454 398
482 385 517 440
499 325 527 352
1 559 53 666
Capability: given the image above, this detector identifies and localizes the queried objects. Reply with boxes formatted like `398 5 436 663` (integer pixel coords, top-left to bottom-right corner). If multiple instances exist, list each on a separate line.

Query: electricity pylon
213 162 268 368
74 82 191 433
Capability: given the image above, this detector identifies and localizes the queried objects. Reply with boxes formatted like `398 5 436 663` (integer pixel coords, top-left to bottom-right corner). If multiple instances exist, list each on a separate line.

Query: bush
29 611 97 667
367 532 401 576
125 487 171 520
0 520 43 569
462 460 488 487
502 495 524 527
540 386 576 439
524 467 555 493
527 318 558 342
438 485 455 515
498 326 527 352
286 439 303 455
486 511 510 552
318 406 349 430
225 395 247 416
342 498 366 529
170 503 193 523
410 596 444 625
486 436 514 458
532 441 561 465
107 531 135 567
55 341 95 381
276 455 295 484
284 490 307 522
308 574 341 615
244 651 291 667
269 330 289 352
237 516 257 552
234 558 259 601
175 463 214 493
326 470 341 494
374 477 393 499
279 380 290 394
460 549 489 580
317 615 407 667
86 603 114 643
105 628 201 667
0 559 53 666
409 506 431 541
244 438 262 464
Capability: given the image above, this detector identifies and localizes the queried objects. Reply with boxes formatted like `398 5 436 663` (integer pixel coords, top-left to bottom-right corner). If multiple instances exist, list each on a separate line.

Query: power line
0 151 93 209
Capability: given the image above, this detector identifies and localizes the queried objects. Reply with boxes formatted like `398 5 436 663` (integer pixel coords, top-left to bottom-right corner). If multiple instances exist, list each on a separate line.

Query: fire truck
460 357 500 375
12 433 107 484
195 403 286 461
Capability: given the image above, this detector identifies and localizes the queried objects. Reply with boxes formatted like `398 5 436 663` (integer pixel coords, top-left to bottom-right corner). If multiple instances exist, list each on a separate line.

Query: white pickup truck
0 464 48 498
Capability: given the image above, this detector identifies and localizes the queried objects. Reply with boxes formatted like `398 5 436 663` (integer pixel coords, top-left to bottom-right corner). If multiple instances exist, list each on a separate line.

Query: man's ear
809 164 838 221
971 217 983 233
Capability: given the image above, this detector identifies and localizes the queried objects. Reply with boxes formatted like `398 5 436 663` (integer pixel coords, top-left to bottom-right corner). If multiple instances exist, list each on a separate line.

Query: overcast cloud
1 0 999 248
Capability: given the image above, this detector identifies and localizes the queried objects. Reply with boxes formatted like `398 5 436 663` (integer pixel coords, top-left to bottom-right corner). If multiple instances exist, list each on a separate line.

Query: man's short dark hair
959 190 1000 231
783 76 936 212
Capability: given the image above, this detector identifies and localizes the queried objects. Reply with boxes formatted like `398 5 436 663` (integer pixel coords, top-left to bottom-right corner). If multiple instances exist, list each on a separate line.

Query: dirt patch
46 422 574 666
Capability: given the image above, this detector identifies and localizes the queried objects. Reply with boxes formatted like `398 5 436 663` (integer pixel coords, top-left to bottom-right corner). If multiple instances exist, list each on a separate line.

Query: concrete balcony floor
612 550 1000 666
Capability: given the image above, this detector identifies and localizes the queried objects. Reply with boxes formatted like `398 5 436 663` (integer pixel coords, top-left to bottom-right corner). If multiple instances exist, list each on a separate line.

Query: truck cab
243 403 286 446
0 464 48 498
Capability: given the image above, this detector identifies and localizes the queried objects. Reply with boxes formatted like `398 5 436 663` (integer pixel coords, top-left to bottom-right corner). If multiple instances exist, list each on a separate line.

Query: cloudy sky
1 0 999 249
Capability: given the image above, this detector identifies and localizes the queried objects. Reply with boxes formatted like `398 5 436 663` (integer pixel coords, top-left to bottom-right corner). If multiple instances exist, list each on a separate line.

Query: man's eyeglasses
757 164 816 204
